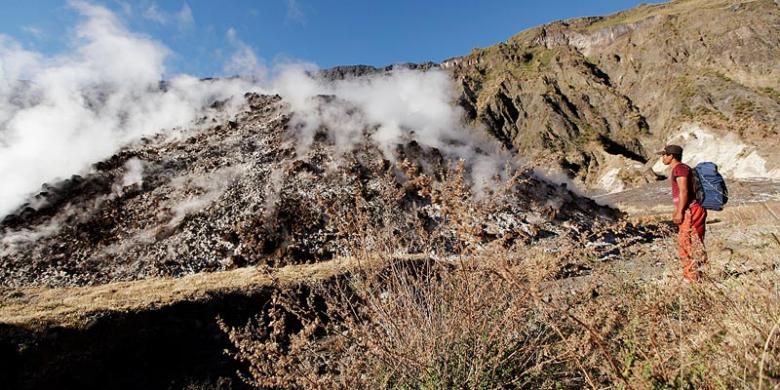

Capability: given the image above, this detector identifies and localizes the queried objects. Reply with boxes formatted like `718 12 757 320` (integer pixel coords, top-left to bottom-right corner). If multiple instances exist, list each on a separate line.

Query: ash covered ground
0 93 664 288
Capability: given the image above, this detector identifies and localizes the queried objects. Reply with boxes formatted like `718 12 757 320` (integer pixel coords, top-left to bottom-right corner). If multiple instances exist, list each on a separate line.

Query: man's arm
674 175 688 224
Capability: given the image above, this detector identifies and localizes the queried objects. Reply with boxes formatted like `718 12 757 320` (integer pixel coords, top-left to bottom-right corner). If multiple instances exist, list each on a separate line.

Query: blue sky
0 0 655 78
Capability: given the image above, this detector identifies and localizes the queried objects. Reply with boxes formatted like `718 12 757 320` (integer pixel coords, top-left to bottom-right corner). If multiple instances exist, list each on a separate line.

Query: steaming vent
0 89 655 288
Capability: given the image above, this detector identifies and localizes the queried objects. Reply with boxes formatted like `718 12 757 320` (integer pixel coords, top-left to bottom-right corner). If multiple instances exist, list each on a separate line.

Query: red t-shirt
671 163 695 207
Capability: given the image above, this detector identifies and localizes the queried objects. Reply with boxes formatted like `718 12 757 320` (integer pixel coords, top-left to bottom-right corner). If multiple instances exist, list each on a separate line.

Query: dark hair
671 152 682 161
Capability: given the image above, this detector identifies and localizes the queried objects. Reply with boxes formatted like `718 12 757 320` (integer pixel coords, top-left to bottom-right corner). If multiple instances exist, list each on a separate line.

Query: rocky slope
3 0 776 292
444 0 780 191
0 93 657 288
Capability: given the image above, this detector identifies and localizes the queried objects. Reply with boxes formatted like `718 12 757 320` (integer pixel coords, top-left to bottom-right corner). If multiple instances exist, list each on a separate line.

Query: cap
655 144 683 156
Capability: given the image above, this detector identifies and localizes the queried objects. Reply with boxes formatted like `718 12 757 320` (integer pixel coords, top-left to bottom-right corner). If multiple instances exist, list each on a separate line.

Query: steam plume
0 1 261 217
0 1 514 219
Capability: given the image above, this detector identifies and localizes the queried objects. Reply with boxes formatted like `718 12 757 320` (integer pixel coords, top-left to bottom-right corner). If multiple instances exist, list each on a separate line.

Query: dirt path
586 180 780 294
592 178 780 216
0 254 428 329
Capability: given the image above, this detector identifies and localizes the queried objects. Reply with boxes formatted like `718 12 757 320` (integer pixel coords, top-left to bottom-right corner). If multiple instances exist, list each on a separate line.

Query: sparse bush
223 246 780 389
550 254 780 389
221 160 779 389
222 251 582 389
342 256 560 388
221 163 586 388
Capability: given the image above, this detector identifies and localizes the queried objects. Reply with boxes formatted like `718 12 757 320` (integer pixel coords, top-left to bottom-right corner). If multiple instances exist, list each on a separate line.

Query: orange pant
678 203 707 281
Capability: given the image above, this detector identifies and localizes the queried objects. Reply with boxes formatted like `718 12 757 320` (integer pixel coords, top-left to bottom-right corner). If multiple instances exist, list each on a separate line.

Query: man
657 145 707 282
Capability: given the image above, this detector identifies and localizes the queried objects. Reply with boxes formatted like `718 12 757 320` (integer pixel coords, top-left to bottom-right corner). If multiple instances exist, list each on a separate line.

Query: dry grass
583 0 743 32
222 251 575 389
222 246 779 389
4 159 778 388
220 166 780 388
0 254 424 329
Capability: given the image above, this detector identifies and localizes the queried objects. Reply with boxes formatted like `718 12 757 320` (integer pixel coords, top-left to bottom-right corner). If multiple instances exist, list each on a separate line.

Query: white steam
532 166 587 197
274 66 511 191
0 217 63 257
0 1 261 217
121 158 145 187
0 1 514 220
165 165 242 228
225 28 266 79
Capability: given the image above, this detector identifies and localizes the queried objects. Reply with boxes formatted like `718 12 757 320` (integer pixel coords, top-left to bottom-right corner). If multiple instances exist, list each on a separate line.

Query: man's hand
673 211 683 225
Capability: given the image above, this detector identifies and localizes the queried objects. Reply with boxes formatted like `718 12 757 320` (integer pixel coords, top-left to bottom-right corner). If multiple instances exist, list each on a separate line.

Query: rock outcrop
445 0 780 190
1 93 638 288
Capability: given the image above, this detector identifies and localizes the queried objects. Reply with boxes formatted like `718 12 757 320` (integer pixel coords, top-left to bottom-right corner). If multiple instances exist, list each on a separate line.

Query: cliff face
447 0 780 191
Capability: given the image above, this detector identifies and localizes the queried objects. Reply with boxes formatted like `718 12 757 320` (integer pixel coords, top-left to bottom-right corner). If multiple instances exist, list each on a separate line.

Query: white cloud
141 2 193 29
142 3 167 24
285 0 306 25
115 0 132 16
21 26 45 39
175 3 194 28
226 27 237 40
223 27 266 80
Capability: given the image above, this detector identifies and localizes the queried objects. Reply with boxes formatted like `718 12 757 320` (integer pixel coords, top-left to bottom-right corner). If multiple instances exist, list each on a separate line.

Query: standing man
657 145 708 281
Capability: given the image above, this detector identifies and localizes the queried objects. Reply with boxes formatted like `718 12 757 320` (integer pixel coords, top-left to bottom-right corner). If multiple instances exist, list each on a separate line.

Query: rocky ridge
250 1 780 193
444 0 780 191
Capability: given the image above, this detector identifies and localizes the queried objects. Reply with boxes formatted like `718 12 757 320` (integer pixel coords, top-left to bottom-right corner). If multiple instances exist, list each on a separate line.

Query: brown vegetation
222 246 780 389
220 168 780 388
2 146 777 389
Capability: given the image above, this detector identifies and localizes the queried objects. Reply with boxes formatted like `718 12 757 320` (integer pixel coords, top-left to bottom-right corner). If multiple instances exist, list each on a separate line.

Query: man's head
656 144 683 166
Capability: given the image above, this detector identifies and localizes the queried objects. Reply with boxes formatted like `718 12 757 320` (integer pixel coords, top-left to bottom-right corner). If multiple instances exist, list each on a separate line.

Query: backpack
692 162 728 211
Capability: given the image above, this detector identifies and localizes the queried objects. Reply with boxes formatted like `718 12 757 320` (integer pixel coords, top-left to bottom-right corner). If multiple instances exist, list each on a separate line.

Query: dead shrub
220 156 779 389
343 256 560 388
548 266 780 389
220 163 584 388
